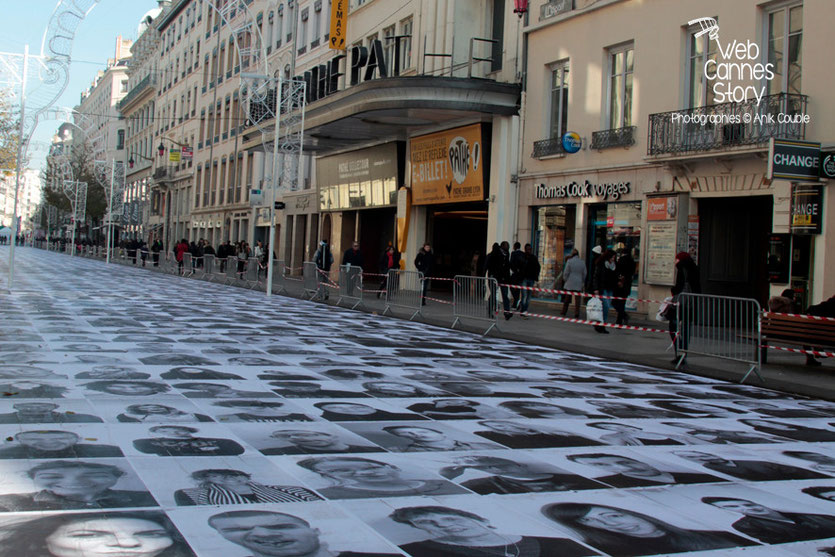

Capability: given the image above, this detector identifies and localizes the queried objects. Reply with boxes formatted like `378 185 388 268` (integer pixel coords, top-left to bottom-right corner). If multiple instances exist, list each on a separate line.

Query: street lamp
128 152 154 169
513 0 528 17
157 136 189 157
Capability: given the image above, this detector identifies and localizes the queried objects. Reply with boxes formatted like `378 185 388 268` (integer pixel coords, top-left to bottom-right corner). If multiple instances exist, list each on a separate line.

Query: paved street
1 248 835 556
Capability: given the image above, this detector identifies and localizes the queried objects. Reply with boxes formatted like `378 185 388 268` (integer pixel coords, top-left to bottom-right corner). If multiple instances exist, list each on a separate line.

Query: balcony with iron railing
647 92 808 157
532 137 565 158
117 74 157 111
591 126 637 150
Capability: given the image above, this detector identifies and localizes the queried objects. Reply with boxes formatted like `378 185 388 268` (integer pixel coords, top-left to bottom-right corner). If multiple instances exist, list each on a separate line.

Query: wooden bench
761 312 835 363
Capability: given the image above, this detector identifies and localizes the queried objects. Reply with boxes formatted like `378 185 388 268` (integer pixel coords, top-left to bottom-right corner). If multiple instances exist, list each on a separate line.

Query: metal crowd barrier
302 261 322 300
452 275 499 335
271 260 288 295
165 251 177 274
202 254 215 279
181 253 193 276
382 269 424 320
336 264 363 309
245 257 262 289
225 256 238 284
674 292 763 384
191 255 205 279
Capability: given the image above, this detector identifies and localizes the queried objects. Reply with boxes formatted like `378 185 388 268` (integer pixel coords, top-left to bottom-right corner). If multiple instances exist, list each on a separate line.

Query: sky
2 0 160 171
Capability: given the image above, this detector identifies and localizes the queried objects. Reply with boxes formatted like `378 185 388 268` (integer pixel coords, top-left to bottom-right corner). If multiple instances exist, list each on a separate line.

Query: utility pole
7 45 29 290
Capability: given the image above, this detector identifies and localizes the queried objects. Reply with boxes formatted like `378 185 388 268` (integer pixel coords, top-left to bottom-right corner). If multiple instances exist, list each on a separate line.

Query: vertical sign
329 0 347 50
687 214 699 264
791 184 823 234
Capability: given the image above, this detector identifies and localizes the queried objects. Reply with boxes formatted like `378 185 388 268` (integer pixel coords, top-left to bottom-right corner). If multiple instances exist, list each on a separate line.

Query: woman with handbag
590 248 618 333
560 249 586 318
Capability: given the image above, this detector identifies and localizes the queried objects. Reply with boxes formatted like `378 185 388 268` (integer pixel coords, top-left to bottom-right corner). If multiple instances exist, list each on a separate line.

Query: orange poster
410 123 484 205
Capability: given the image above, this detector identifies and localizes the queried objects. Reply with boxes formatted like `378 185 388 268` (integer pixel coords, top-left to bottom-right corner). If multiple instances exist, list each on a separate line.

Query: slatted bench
761 312 835 364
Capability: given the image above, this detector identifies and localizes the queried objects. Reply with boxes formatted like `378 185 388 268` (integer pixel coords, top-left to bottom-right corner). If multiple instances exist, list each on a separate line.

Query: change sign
768 138 821 182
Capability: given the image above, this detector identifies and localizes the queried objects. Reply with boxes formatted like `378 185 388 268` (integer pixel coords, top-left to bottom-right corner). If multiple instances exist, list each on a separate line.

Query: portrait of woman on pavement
0 511 195 557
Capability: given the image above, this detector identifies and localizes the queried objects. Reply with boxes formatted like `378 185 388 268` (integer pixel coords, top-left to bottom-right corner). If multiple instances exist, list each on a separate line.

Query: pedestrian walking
590 247 618 333
236 241 250 278
486 242 513 320
377 244 400 299
414 243 435 305
613 246 636 325
670 251 701 364
509 241 525 309
518 243 540 318
313 239 334 300
342 241 364 297
175 239 188 273
561 248 586 318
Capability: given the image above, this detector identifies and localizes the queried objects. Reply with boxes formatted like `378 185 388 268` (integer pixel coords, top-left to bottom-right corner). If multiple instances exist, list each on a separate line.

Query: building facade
121 7 163 244
74 38 132 237
520 0 833 310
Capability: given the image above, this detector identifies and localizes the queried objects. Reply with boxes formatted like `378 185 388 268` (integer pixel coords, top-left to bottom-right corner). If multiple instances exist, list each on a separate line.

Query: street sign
250 189 263 206
169 149 181 163
329 0 347 49
768 138 821 182
181 146 193 160
274 201 286 210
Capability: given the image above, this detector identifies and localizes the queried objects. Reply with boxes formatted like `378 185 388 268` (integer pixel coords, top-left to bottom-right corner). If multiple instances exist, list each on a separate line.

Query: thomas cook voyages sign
410 124 484 205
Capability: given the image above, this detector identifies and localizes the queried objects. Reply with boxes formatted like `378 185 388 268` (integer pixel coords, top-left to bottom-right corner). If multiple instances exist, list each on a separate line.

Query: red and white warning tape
503 309 670 334
761 345 835 358
424 296 454 305
763 311 835 323
497 282 669 305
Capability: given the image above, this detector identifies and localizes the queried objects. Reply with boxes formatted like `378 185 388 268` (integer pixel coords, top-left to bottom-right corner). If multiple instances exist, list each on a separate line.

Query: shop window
534 205 576 288
686 21 717 108
587 202 642 290
767 3 802 95
548 62 569 139
607 43 633 129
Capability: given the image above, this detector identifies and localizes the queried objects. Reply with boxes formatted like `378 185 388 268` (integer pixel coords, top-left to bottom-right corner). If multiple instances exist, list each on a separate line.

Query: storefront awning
242 76 520 155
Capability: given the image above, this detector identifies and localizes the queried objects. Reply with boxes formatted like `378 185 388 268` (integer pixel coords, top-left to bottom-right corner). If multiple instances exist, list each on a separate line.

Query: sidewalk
285 275 835 401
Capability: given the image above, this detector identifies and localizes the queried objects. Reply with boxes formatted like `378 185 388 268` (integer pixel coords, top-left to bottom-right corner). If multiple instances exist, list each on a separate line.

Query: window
400 17 413 69
767 3 802 95
312 6 320 46
686 23 717 108
120 80 128 93
299 9 308 53
367 32 378 47
195 167 202 208
607 44 633 129
116 129 125 150
549 62 569 138
383 25 395 70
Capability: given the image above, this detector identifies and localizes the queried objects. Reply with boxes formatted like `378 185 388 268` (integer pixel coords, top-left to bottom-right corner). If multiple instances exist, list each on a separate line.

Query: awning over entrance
242 76 520 155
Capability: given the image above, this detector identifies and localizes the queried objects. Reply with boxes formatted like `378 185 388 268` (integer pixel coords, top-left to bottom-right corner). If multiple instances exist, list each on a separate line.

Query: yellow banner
329 0 347 50
168 149 181 163
410 123 484 205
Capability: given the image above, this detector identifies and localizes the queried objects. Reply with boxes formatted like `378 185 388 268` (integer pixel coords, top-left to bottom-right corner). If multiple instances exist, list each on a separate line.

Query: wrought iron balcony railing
532 137 566 158
117 74 156 110
591 126 636 150
647 92 807 156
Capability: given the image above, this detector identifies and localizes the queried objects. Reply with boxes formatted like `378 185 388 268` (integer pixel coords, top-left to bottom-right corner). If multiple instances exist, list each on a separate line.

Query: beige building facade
520 0 834 312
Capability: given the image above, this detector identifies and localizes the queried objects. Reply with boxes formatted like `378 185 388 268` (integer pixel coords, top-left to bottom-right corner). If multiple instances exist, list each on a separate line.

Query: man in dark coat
486 242 512 320
414 243 435 305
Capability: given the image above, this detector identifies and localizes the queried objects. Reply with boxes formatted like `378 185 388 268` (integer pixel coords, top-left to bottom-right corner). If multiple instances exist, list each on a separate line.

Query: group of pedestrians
486 241 542 320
